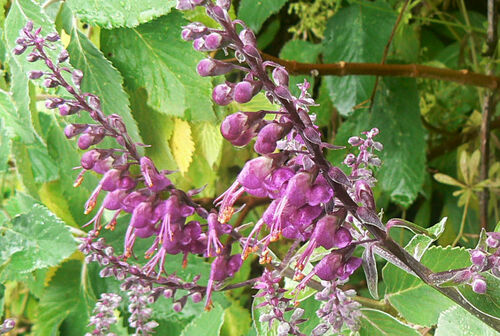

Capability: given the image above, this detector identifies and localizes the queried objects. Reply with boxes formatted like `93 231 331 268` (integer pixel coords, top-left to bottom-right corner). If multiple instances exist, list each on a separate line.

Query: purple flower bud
58 50 69 63
272 67 289 87
43 78 59 88
25 21 34 32
119 176 137 190
72 69 83 87
140 157 172 192
46 32 60 42
348 136 363 146
100 169 122 191
121 192 149 213
197 58 234 76
211 5 229 21
234 80 262 103
334 227 352 248
58 104 72 116
181 22 208 40
45 97 64 109
191 292 203 303
239 29 256 46
254 122 284 154
237 157 273 190
227 254 243 277
216 0 231 10
486 232 500 248
26 52 40 62
204 32 223 50
130 202 153 228
13 45 27 55
28 70 44 79
172 301 183 312
274 85 293 101
470 250 487 267
212 83 234 105
193 37 206 51
220 112 248 141
64 123 89 138
284 172 312 207
472 277 487 294
103 190 126 210
176 0 195 10
80 150 101 170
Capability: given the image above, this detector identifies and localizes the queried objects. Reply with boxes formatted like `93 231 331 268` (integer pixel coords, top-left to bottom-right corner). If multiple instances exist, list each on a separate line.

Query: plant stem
479 0 499 230
452 196 470 247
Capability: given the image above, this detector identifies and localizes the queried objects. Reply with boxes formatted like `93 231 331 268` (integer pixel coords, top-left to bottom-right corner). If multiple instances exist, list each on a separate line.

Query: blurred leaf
434 173 466 188
334 77 426 207
359 308 419 336
323 1 396 116
0 204 77 278
63 4 142 144
256 18 280 50
221 300 252 336
66 0 176 28
238 0 289 33
193 122 223 168
171 118 195 174
435 306 497 336
180 303 225 336
33 260 91 336
383 246 471 327
101 12 214 121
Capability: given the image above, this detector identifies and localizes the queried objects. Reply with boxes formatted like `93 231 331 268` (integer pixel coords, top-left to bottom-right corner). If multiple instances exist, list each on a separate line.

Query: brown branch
479 0 499 230
369 0 411 110
260 52 500 90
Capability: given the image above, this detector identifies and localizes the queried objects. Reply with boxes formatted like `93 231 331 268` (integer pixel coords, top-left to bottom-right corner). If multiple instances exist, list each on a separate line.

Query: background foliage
0 0 499 335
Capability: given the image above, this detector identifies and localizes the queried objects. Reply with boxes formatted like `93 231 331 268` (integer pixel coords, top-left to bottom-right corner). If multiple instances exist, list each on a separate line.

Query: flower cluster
312 281 361 335
86 293 122 336
453 232 500 293
254 270 306 336
15 21 242 310
178 0 363 295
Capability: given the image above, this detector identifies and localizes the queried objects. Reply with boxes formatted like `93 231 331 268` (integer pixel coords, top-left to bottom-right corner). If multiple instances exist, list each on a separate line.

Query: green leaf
193 122 223 168
221 300 252 336
101 12 214 121
334 77 426 207
0 88 33 142
435 306 498 336
33 260 91 336
64 5 142 144
404 217 447 260
66 0 176 29
359 308 420 336
0 204 77 278
252 294 278 336
323 1 396 116
180 303 225 336
238 0 289 33
0 283 4 318
383 246 471 327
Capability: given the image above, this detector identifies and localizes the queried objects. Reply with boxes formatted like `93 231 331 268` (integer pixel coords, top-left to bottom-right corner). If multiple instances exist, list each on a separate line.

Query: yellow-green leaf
193 122 223 168
434 173 465 188
171 118 195 174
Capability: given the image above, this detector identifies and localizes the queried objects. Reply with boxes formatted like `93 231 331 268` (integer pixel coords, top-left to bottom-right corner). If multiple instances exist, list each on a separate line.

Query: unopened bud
72 69 83 87
204 32 223 50
28 70 44 79
46 32 60 42
212 83 234 105
13 45 27 55
58 50 69 63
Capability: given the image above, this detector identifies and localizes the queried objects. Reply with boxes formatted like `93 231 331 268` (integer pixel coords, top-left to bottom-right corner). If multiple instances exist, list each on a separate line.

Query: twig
479 0 499 230
368 0 411 110
257 52 500 90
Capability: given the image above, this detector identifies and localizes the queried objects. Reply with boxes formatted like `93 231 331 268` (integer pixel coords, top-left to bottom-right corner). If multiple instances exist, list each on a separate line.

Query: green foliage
101 12 215 121
435 306 498 336
66 0 177 29
358 309 420 336
0 204 77 279
238 0 289 33
323 1 396 116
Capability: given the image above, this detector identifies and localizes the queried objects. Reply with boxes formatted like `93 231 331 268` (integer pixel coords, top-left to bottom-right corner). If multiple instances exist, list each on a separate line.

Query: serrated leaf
63 5 142 144
383 246 471 327
180 303 225 336
101 12 214 121
0 88 33 142
193 122 223 168
0 204 77 277
171 118 195 174
457 273 500 320
359 308 420 336
333 77 426 207
66 0 176 29
435 306 498 336
323 1 396 116
33 260 91 336
238 0 289 33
